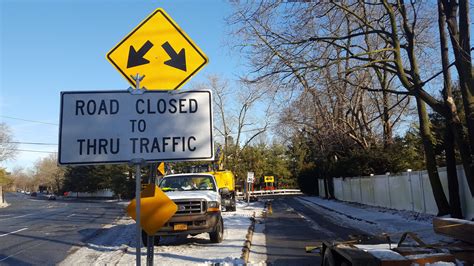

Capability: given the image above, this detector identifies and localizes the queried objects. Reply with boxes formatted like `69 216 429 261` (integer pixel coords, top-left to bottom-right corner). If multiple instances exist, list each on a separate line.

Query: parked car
31 192 37 196
47 194 56 200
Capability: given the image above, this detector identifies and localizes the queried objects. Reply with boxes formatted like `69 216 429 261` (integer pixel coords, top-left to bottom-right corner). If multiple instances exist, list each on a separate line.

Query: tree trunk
438 0 463 218
323 176 335 199
314 176 319 197
382 86 393 148
442 0 474 196
444 124 463 218
321 165 334 199
323 174 329 199
416 97 451 216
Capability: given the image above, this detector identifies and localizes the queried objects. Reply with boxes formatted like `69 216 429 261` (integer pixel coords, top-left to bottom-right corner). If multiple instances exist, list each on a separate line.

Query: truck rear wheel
141 230 160 247
209 217 224 243
230 198 236 212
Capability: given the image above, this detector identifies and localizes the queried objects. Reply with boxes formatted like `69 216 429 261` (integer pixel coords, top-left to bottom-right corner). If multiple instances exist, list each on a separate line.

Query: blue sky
1 0 240 171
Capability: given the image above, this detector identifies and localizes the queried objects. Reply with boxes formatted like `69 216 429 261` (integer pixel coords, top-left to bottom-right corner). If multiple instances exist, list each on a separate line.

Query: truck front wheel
209 217 224 243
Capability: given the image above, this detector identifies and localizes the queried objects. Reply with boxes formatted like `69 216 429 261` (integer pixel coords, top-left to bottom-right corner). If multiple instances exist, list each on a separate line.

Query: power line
1 115 58 126
8 149 56 154
2 141 58 146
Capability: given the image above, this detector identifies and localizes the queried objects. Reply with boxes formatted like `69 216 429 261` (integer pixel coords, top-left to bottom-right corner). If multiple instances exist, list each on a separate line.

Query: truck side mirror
219 187 230 194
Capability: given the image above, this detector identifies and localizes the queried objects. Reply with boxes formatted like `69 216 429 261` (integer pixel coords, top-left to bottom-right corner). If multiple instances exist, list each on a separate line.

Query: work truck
206 170 236 212
142 173 224 246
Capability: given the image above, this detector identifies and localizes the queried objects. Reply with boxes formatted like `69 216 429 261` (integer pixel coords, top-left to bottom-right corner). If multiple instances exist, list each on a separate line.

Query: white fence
318 165 474 220
66 189 114 198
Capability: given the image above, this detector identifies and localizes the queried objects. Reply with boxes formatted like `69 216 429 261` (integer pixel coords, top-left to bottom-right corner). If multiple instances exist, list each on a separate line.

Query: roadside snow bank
296 197 454 244
60 200 265 265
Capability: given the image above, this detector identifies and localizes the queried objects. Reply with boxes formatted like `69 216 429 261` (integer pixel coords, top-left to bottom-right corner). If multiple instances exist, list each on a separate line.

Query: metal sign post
146 163 157 266
131 74 146 266
131 159 144 266
247 172 254 204
248 182 250 204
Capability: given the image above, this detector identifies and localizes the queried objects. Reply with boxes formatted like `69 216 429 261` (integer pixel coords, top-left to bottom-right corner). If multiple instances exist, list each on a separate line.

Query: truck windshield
159 175 215 192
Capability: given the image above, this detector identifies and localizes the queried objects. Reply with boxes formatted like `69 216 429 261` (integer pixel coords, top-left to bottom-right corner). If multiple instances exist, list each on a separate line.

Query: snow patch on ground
60 200 266 265
0 202 9 208
61 196 460 265
296 197 454 244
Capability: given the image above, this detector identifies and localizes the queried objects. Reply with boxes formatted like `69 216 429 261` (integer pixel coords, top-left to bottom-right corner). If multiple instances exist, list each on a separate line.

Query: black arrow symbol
162 42 187 71
127 40 154 68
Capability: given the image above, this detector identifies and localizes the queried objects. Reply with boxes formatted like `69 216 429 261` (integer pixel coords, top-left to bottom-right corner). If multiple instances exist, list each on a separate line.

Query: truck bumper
155 212 221 236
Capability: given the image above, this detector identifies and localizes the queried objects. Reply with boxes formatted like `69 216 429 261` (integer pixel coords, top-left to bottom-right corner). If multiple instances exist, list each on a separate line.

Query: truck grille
174 199 205 215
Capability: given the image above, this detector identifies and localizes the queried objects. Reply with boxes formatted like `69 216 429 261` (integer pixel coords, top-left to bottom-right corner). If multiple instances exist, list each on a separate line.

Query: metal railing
236 189 303 198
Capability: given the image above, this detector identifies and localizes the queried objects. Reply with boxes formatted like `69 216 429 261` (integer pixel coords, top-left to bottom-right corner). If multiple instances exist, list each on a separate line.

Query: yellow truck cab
206 171 236 212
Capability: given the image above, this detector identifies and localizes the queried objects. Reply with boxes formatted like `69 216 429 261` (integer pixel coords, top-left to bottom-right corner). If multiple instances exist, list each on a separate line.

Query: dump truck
206 170 236 212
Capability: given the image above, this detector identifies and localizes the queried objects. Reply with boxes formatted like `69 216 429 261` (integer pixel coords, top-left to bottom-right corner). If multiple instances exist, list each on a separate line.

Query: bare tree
194 75 273 181
33 154 65 193
228 1 413 198
11 167 34 192
0 123 17 162
228 1 458 214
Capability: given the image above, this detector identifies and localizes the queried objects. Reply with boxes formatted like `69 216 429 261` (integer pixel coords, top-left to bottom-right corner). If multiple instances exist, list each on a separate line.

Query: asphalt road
264 197 370 265
0 192 125 265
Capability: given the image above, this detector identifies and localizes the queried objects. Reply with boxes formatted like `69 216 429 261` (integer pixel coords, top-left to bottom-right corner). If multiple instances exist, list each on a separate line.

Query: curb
241 200 271 263
241 212 257 263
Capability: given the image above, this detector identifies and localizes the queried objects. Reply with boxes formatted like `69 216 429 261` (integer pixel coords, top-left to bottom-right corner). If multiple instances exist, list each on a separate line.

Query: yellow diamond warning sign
107 8 208 90
157 162 165 176
126 184 177 235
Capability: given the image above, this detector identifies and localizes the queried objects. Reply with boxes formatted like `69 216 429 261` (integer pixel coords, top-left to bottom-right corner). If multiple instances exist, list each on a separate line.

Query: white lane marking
67 213 76 218
0 227 28 237
0 213 34 221
0 242 42 262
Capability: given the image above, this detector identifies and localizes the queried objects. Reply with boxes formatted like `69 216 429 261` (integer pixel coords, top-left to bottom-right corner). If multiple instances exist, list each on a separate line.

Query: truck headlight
207 201 220 212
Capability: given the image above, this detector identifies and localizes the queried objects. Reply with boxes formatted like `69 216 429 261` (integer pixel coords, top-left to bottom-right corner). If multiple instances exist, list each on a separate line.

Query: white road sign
59 90 213 165
247 172 254 183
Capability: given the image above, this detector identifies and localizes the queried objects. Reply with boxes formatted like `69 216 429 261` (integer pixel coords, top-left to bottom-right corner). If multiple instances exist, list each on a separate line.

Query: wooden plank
405 253 455 265
433 217 474 244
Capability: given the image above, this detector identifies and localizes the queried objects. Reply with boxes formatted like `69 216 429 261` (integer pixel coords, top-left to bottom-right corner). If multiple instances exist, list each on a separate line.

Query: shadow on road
0 253 30 266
